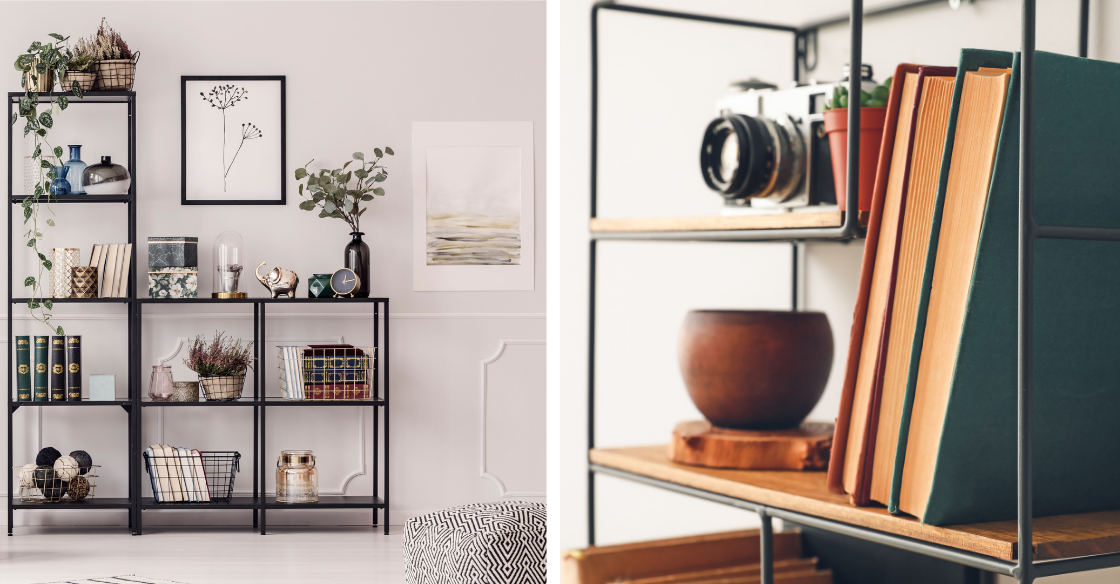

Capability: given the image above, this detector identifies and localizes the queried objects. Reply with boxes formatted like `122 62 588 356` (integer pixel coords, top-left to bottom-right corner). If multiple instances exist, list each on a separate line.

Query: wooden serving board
591 445 1120 561
670 421 833 470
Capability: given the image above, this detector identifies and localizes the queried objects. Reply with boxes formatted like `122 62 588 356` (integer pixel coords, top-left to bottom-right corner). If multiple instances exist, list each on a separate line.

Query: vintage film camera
700 65 878 211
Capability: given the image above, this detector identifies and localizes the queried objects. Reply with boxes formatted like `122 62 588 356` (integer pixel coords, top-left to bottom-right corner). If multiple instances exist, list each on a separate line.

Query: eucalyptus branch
294 148 394 233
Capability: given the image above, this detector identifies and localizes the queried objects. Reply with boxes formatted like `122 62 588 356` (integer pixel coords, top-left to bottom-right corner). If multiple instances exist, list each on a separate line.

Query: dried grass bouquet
183 331 254 376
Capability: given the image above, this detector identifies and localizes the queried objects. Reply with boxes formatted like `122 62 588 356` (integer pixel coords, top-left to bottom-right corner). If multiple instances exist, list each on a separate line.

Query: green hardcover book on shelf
66 336 82 401
15 336 31 401
892 50 1120 526
32 336 48 402
50 336 66 401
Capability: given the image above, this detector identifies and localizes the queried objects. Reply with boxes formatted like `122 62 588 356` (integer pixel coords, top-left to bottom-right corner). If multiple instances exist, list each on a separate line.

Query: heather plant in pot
183 331 254 401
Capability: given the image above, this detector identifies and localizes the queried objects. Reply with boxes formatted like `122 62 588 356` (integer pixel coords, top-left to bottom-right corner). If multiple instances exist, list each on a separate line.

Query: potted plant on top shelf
822 77 890 218
183 332 255 402
61 40 96 92
78 17 139 91
293 148 394 298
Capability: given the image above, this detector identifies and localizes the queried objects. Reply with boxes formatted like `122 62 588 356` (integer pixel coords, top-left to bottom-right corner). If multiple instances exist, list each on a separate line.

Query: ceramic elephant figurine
256 261 300 298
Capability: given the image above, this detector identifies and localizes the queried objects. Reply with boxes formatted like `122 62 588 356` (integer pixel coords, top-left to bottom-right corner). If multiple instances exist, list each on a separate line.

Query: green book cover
888 48 1015 515
32 336 48 402
15 336 31 401
50 336 66 401
901 50 1120 526
66 335 82 401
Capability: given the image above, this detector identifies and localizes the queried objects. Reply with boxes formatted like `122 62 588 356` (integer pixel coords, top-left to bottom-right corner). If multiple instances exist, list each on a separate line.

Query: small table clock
330 268 361 298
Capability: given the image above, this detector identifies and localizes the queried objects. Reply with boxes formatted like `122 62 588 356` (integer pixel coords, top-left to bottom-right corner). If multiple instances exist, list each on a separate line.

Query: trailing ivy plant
293 148 394 233
11 34 86 336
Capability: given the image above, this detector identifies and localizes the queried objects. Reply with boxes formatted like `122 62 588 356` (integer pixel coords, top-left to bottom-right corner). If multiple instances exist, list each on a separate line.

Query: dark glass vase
344 232 370 298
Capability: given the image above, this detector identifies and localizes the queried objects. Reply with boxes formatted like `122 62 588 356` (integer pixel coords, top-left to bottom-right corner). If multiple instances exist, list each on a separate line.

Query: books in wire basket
277 344 376 401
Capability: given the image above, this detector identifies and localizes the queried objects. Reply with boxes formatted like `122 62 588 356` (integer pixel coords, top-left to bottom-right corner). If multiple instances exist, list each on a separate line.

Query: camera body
701 77 878 210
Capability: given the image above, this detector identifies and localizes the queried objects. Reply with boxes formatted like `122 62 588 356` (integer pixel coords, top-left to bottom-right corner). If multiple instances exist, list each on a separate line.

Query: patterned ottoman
403 501 546 584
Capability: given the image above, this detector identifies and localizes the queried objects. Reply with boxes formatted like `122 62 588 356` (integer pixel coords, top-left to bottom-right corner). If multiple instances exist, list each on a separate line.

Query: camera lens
701 113 805 203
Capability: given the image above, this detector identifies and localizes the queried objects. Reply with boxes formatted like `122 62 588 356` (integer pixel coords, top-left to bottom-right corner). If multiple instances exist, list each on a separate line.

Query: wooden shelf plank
589 211 843 233
592 445 1120 561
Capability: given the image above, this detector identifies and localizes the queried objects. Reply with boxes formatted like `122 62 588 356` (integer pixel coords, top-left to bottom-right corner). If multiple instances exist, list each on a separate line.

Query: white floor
0 526 406 584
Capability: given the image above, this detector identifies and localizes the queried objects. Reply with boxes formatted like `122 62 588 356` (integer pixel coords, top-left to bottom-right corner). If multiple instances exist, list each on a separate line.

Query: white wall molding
480 339 546 498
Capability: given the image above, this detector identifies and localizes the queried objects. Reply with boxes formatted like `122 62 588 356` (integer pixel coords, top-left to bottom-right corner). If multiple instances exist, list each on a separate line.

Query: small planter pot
60 71 97 92
198 374 245 401
92 53 139 91
822 107 886 215
172 381 199 402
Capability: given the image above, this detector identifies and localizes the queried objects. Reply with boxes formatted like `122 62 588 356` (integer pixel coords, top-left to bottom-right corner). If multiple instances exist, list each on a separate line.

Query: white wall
3 1 546 527
548 0 1118 581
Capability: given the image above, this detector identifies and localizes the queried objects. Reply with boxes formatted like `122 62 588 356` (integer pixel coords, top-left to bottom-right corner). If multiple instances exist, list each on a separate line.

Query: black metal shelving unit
6 90 137 535
7 92 390 537
133 296 390 536
587 1 1119 583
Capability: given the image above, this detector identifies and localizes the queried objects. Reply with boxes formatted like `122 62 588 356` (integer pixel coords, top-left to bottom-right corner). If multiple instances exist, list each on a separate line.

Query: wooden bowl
678 310 833 430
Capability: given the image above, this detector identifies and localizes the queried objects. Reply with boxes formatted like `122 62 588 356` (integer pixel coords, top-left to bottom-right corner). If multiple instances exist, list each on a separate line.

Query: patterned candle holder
50 248 81 298
71 267 97 298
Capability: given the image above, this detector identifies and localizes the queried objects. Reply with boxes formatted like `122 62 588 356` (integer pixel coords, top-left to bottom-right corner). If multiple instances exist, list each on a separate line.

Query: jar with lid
276 450 318 503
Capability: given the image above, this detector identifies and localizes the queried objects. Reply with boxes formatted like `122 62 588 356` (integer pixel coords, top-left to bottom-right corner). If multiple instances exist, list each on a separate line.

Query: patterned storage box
149 267 199 299
148 237 198 269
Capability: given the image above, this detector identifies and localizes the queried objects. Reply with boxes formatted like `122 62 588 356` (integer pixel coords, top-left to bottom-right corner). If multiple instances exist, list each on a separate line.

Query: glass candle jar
276 450 318 503
213 231 247 298
148 365 174 401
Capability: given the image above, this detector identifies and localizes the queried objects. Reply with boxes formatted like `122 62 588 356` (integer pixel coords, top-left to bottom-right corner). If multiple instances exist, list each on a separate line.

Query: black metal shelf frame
7 91 390 537
587 1 1117 583
7 91 137 535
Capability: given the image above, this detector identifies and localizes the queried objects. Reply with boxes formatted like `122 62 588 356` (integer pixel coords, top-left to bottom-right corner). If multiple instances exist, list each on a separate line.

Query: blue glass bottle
49 165 71 195
64 145 87 194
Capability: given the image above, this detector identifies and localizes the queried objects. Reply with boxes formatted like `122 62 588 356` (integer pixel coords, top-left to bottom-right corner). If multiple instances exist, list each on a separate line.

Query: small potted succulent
822 77 890 216
183 331 254 401
60 40 96 92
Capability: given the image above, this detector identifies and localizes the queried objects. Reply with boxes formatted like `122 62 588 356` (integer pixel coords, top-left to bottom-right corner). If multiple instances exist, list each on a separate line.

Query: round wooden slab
669 420 833 470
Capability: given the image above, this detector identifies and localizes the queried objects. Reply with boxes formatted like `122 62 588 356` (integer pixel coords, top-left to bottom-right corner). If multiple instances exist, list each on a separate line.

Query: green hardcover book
893 50 1120 526
15 336 31 401
32 336 48 402
66 335 82 401
888 48 1016 516
50 336 66 401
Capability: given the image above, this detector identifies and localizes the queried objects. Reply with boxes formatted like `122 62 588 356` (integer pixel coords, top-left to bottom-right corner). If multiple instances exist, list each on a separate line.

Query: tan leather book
561 530 801 584
834 67 924 502
897 67 1011 519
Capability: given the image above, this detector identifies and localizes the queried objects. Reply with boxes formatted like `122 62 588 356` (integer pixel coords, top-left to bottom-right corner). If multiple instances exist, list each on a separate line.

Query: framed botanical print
181 75 286 205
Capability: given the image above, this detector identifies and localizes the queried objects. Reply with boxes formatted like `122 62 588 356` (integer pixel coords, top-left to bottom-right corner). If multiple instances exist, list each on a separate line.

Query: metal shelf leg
760 508 774 584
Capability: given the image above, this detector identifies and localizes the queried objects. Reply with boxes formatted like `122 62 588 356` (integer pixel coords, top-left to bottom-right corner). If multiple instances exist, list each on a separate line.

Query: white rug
38 577 186 584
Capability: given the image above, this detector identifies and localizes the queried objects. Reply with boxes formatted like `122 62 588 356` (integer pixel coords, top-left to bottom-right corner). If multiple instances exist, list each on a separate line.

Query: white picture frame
412 121 535 291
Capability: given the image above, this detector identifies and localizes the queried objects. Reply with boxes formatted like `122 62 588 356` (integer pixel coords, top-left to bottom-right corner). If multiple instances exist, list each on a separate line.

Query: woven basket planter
93 53 139 91
61 71 97 92
199 374 245 401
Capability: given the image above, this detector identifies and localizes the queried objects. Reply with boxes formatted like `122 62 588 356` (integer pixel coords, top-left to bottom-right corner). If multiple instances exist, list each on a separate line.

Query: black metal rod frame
586 2 1112 583
6 92 390 537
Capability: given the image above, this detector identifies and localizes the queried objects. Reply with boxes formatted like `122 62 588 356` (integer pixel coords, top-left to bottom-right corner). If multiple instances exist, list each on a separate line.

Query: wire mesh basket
13 465 99 503
198 374 246 401
92 53 139 91
143 449 240 503
276 345 376 401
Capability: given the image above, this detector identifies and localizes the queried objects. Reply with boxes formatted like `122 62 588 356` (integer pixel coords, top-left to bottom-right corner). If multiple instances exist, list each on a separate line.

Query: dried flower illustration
200 85 258 191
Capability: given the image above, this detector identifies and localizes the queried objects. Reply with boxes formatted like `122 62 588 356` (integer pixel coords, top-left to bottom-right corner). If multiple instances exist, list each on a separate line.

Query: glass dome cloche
213 231 247 299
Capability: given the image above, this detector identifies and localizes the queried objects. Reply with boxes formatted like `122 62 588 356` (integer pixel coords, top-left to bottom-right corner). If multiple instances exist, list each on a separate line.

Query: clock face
330 269 359 296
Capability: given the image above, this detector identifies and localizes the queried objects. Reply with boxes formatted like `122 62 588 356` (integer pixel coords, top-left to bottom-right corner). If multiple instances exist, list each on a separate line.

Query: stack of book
15 334 81 401
88 243 133 298
144 445 211 503
829 49 1120 526
279 344 373 400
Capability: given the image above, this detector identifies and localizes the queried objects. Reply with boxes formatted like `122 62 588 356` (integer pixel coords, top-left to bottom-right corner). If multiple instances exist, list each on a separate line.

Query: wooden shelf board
592 445 1120 561
589 211 843 233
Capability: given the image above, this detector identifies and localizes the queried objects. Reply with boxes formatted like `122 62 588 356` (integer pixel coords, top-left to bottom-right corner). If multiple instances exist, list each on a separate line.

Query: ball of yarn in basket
41 479 64 500
36 446 61 467
67 476 91 501
53 456 79 482
17 463 37 488
69 450 93 474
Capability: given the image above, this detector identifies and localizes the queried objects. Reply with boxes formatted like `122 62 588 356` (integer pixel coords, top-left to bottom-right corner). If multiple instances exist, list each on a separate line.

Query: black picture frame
181 75 286 205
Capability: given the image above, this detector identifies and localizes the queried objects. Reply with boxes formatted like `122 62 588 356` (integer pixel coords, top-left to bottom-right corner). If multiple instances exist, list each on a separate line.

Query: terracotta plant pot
678 310 833 430
822 107 886 215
